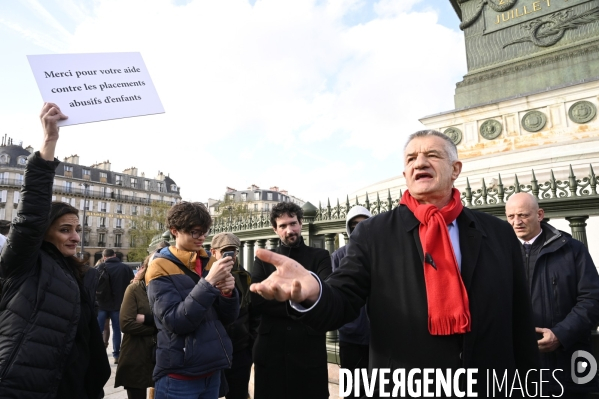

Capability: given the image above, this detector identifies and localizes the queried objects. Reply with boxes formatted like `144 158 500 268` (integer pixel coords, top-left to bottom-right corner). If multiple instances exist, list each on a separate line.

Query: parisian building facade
207 185 305 218
0 140 182 263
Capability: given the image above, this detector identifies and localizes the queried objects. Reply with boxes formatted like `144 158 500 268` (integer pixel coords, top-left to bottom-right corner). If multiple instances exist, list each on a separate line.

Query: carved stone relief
480 120 503 140
444 127 463 145
568 101 597 124
522 110 547 132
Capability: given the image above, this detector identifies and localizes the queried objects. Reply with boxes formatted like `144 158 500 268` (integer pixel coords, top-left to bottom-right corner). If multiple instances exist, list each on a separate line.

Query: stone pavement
102 345 342 399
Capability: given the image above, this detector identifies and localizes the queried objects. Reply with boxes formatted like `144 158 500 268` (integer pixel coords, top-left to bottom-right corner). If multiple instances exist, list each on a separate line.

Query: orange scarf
400 188 471 335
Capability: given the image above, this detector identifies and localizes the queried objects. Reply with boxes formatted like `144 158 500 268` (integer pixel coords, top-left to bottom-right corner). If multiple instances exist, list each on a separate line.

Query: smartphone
222 251 235 259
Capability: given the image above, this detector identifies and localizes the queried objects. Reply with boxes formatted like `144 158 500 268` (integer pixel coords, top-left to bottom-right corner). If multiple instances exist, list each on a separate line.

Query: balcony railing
97 242 105 247
114 243 122 248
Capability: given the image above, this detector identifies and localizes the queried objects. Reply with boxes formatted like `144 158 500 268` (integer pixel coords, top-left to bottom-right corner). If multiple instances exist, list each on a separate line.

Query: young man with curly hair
146 201 239 398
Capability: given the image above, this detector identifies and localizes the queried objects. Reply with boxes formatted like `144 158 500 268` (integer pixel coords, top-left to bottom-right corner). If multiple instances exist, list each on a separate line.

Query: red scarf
400 188 471 335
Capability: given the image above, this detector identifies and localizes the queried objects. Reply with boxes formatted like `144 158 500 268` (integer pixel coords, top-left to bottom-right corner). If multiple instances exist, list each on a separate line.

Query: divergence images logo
571 350 597 385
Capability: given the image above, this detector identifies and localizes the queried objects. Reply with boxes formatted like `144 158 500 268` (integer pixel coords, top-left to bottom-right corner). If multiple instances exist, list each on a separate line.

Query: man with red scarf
251 130 540 397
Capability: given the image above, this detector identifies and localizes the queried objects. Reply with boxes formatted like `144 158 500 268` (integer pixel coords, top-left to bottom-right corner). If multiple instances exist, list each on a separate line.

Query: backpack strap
153 253 200 284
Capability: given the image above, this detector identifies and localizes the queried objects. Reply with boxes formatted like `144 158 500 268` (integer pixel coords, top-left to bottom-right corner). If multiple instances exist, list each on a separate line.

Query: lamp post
80 182 91 261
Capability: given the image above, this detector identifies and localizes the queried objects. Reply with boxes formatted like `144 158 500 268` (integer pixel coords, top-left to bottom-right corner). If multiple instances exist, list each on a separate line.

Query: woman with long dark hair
0 103 110 398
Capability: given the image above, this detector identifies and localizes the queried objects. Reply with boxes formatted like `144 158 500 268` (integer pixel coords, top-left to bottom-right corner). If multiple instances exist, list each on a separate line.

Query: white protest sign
27 52 164 126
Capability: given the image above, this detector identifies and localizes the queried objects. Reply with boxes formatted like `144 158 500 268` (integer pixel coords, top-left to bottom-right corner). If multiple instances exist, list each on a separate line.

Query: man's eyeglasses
189 229 211 239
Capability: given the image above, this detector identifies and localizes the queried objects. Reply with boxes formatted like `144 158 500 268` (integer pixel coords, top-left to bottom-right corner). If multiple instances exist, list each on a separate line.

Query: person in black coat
0 103 110 399
97 248 135 364
251 130 540 398
251 202 332 399
506 192 599 397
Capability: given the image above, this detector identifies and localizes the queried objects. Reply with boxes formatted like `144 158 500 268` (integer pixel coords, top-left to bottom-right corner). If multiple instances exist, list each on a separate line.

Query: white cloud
0 0 466 203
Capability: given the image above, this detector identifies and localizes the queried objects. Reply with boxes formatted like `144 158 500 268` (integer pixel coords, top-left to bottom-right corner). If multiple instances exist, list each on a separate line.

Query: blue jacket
146 246 239 382
530 223 599 393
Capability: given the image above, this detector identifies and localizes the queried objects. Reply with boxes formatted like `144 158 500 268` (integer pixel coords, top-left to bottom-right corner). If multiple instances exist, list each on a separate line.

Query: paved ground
102 346 341 399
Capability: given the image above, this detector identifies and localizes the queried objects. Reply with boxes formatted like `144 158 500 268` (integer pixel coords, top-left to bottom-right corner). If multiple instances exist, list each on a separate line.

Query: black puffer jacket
0 152 110 399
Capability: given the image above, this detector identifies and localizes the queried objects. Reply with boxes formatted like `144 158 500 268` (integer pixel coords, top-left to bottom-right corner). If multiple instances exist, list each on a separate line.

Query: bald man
506 193 599 397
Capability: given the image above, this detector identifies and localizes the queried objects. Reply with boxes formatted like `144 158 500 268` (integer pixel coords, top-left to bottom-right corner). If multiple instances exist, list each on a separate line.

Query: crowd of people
0 103 598 399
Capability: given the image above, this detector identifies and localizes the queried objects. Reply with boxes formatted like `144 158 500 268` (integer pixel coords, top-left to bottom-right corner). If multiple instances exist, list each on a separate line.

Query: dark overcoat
251 237 332 399
298 205 540 397
115 280 157 390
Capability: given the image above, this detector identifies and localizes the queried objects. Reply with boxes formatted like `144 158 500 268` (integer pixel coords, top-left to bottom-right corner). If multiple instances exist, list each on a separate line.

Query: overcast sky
0 0 466 204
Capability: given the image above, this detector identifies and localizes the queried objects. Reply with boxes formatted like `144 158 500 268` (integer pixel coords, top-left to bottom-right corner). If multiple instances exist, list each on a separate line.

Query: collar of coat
165 245 214 272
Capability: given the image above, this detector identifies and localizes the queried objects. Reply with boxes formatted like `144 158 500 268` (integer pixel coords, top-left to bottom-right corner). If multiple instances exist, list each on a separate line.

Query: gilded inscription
482 0 593 35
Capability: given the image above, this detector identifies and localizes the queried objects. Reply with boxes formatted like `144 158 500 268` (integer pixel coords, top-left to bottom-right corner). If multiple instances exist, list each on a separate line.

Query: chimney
280 190 288 195
156 171 165 180
269 186 279 192
25 145 34 153
63 154 80 165
248 184 260 190
94 160 111 171
226 187 236 193
123 167 138 176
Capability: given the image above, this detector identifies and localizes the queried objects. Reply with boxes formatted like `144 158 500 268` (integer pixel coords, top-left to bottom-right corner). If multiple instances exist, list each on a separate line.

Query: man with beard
250 202 332 399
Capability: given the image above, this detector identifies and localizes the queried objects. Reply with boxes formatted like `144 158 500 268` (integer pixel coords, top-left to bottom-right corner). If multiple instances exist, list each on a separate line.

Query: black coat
529 223 599 393
297 205 540 397
251 237 332 399
98 257 135 311
0 152 110 399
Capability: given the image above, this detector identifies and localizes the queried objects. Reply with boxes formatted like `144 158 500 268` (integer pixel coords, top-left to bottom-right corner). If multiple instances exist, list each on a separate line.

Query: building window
82 169 91 180
158 222 164 230
84 199 90 211
241 193 247 202
131 177 137 188
18 157 26 165
267 193 273 201
116 204 123 214
101 202 107 212
65 181 72 193
254 204 258 211
254 192 260 201
64 165 73 177
115 234 122 247
84 215 89 226
157 182 164 192
13 191 20 205
99 217 106 227
144 180 150 190
264 203 270 211
98 233 105 246
116 218 122 228
16 173 23 184
145 207 151 216
132 205 138 215
100 186 107 197
0 155 9 164
115 175 122 185
170 184 177 191
99 172 107 183
228 194 235 201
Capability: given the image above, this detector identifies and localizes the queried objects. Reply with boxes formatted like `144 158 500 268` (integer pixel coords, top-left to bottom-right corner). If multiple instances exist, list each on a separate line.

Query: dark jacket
98 256 135 311
146 246 239 382
528 222 599 393
251 237 332 399
331 245 370 346
115 280 157 390
0 152 110 399
226 260 259 354
296 206 540 397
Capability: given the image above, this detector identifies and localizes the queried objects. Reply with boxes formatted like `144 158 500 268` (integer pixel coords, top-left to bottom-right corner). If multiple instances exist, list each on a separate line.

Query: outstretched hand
249 248 321 306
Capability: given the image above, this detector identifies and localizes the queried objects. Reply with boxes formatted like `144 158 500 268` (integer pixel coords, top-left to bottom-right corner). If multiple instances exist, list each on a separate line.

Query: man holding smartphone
210 232 259 399
146 202 239 398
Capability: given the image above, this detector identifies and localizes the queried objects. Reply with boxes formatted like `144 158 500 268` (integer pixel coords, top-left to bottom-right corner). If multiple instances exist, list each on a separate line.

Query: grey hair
404 130 459 163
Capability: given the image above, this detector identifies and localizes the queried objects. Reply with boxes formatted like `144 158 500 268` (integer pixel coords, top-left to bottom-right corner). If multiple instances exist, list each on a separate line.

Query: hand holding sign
28 52 164 126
